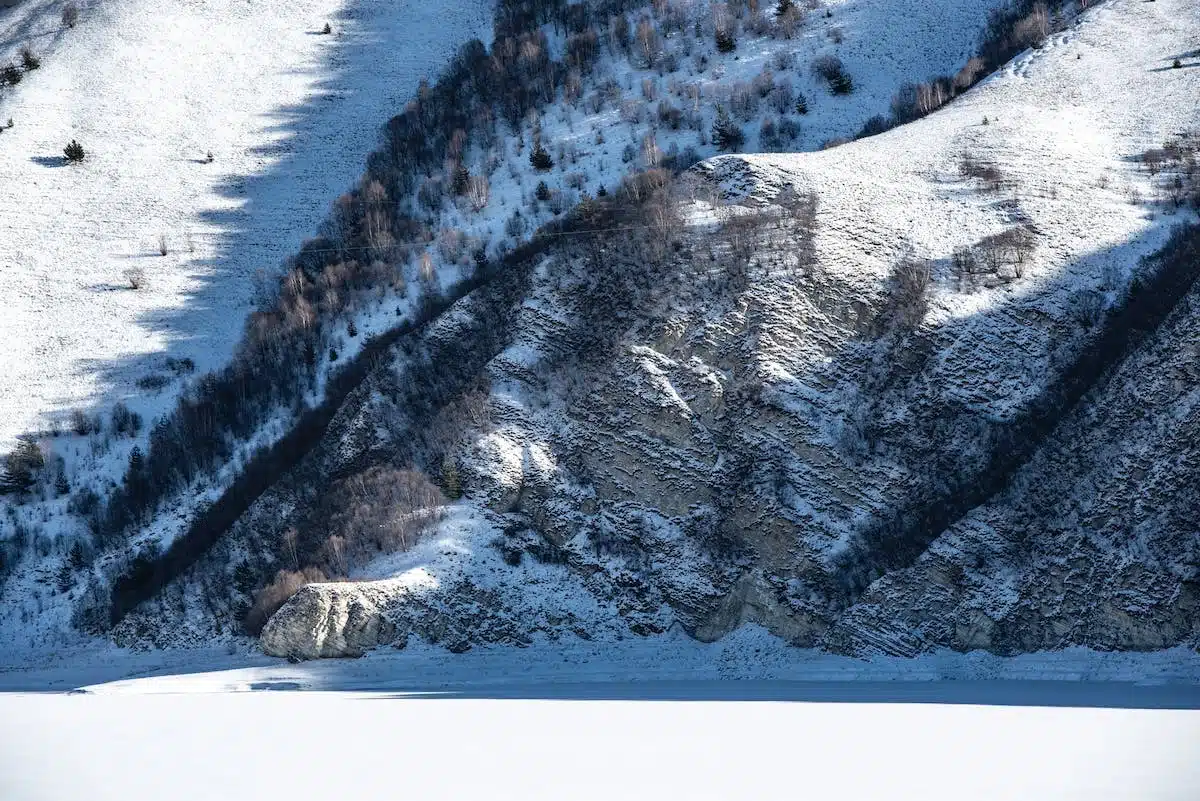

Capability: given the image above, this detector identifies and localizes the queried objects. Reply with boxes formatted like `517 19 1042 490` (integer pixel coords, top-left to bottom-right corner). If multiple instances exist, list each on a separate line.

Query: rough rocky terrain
94 0 1200 660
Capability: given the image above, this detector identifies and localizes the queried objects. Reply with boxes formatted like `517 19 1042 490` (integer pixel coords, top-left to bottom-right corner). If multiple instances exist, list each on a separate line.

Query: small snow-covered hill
0 0 491 450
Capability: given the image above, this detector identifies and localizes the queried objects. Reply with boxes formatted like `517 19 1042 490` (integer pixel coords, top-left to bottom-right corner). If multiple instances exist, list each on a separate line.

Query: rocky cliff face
119 0 1200 661
254 187 1199 659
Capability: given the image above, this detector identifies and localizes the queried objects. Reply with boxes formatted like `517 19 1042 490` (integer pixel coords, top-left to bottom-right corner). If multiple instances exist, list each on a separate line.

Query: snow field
1 686 1198 801
0 0 493 451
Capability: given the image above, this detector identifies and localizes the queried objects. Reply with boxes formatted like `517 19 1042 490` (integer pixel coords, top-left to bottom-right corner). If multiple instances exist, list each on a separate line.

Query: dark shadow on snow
15 0 491 438
353 679 1200 709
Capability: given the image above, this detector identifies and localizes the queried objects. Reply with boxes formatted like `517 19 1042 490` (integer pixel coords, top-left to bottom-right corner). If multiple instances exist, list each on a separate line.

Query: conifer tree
712 105 746 152
451 163 470 196
529 141 553 171
1 438 43 495
440 455 462 500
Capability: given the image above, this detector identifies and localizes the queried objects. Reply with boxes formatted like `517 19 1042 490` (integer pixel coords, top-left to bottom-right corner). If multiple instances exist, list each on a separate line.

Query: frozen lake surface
2 638 1199 800
2 681 1199 801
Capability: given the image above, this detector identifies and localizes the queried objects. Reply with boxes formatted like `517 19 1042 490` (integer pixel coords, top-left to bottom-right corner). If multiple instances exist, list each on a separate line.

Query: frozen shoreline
3 625 1198 696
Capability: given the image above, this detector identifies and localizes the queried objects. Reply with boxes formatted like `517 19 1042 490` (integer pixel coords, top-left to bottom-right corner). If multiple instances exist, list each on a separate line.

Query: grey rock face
261 582 396 659
256 172 1199 659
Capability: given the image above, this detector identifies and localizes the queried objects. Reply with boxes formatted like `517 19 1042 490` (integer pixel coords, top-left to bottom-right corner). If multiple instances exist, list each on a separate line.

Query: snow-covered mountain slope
0 0 492 450
0 0 1015 652
4 0 1197 665
241 0 1200 660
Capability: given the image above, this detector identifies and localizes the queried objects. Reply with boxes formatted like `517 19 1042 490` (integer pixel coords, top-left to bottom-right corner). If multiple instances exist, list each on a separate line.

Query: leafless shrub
466 174 490 211
135 373 170 391
635 15 661 68
953 57 986 92
124 267 145 290
768 78 794 114
953 226 1037 288
960 155 1005 190
244 566 327 635
641 77 657 101
751 68 774 99
71 408 97 436
61 2 79 28
729 82 758 121
157 233 168 256
111 402 142 437
1012 1 1050 49
745 10 772 36
1142 133 1200 210
619 98 648 124
609 13 631 55
950 246 982 292
810 53 844 82
1071 289 1104 328
325 466 445 561
656 100 683 130
886 255 932 330
811 53 852 93
776 7 802 39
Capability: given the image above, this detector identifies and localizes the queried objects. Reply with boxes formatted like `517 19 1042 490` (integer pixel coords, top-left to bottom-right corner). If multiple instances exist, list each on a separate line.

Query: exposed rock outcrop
261 582 396 659
118 0 1200 662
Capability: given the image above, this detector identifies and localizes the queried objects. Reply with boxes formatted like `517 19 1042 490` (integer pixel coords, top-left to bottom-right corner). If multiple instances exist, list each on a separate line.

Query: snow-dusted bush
110 402 143 437
883 255 932 332
61 2 79 28
1071 289 1105 329
811 54 852 94
466 174 491 211
63 139 85 162
960 154 1005 190
857 114 891 139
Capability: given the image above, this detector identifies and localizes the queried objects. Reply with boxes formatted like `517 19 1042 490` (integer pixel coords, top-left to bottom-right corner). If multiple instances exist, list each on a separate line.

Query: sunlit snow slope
0 0 492 449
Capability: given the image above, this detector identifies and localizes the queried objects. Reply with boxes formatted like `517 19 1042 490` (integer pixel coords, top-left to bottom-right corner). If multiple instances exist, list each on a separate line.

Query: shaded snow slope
0 0 492 450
